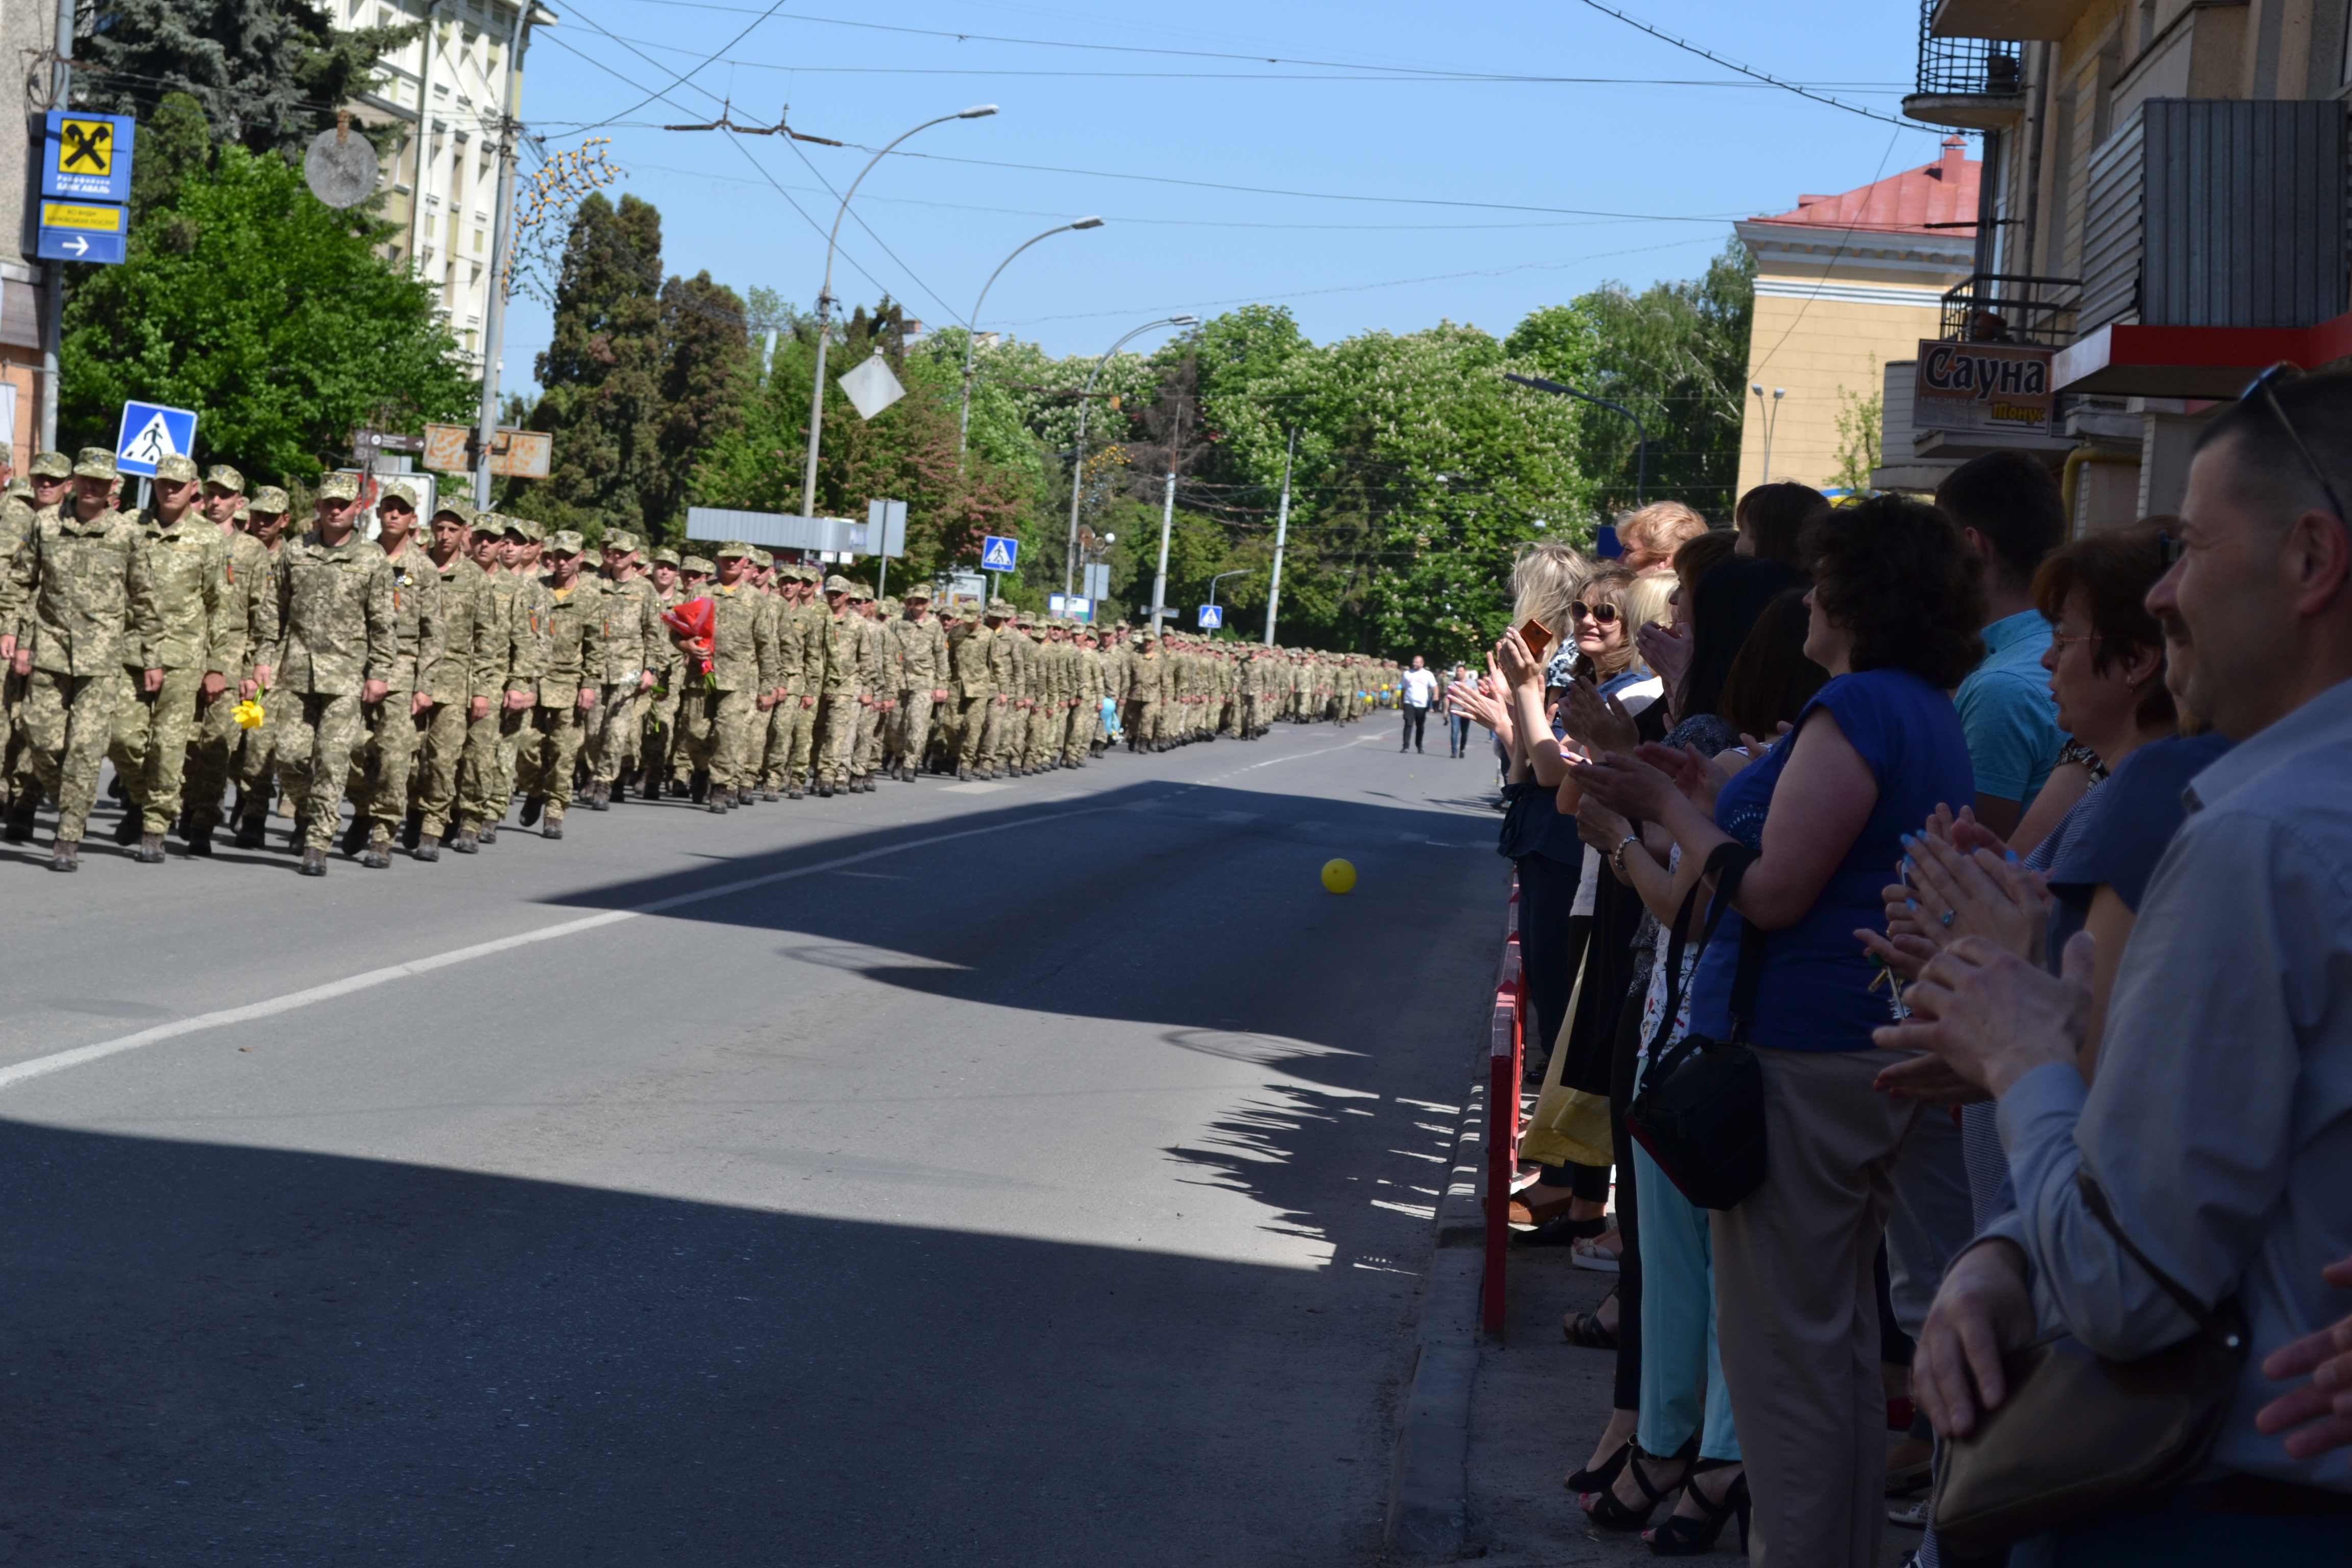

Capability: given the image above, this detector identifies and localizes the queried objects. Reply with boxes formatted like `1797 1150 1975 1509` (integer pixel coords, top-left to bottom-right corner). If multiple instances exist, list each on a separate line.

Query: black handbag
1624 841 1769 1211
1930 1171 2251 1556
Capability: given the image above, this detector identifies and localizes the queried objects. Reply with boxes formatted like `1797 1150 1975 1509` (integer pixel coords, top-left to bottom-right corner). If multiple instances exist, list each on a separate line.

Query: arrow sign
979 534 1018 573
115 401 200 478
61 236 86 257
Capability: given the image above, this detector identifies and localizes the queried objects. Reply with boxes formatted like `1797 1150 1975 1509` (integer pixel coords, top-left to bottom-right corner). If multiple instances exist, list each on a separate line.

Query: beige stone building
332 0 554 373
1900 0 2352 531
1735 140 1982 495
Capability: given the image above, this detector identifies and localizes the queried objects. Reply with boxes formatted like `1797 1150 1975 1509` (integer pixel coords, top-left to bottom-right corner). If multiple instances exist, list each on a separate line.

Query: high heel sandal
1563 1286 1619 1350
1581 1441 1691 1531
1563 1434 1632 1494
1643 1463 1749 1557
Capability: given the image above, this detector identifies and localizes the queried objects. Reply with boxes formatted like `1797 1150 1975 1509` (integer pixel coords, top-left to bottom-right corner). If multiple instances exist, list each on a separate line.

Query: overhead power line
562 0 792 137
1573 1 1933 130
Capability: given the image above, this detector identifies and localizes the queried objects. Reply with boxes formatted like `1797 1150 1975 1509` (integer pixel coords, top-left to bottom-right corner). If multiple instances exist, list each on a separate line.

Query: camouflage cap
984 597 1015 619
752 548 774 568
154 454 200 484
203 463 246 494
604 528 640 554
879 596 900 614
650 546 681 567
901 582 932 601
822 574 857 595
507 516 545 543
3 478 23 499
430 494 477 526
377 479 419 509
715 540 750 559
72 447 117 480
681 554 715 574
1132 626 1157 641
546 528 585 556
847 582 874 603
249 485 291 514
317 471 360 501
29 451 72 480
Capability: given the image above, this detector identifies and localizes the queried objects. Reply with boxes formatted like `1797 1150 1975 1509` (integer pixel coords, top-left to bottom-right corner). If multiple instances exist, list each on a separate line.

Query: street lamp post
958 216 1104 459
1751 383 1785 484
800 105 997 521
1061 314 1198 599
1204 568 1250 633
1503 373 1648 506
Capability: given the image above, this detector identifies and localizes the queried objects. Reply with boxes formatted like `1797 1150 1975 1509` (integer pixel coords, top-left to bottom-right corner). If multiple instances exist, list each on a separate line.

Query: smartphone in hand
1516 617 1555 664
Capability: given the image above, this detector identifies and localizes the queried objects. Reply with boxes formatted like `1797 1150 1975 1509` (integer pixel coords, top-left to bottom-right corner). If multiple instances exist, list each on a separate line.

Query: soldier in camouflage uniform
1 449 159 869
849 585 888 790
742 552 789 801
0 451 71 815
586 529 659 810
179 465 270 852
226 489 297 847
106 453 236 864
342 480 443 868
947 602 993 779
639 548 684 797
272 472 396 874
809 574 864 795
453 518 540 850
411 496 489 861
888 585 948 780
516 530 603 837
672 542 774 811
1124 628 1167 752
763 562 816 798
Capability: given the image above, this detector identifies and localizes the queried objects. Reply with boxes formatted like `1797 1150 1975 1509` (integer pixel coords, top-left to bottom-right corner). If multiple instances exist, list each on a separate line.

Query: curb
1382 1060 1496 1562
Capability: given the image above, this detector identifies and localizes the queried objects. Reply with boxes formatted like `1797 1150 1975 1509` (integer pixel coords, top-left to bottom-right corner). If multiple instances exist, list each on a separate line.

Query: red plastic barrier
1482 899 1527 1338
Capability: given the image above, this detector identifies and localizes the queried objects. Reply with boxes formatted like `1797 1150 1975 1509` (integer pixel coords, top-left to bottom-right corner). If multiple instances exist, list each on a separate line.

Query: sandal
1570 1231 1623 1272
1563 1433 1632 1494
1563 1287 1620 1350
1512 1213 1608 1248
1644 1462 1749 1557
1582 1441 1691 1531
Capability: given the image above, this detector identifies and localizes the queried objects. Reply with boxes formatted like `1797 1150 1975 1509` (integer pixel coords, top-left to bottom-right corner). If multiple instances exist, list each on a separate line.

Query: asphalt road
0 723 1506 1565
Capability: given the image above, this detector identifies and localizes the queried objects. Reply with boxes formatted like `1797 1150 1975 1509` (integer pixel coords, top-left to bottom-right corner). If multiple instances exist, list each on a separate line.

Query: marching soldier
888 585 948 780
810 574 862 796
228 487 296 847
268 472 395 876
0 452 70 815
1 449 158 869
516 530 602 837
671 542 773 812
411 495 489 861
346 480 442 868
586 529 660 810
640 547 684 797
453 517 540 850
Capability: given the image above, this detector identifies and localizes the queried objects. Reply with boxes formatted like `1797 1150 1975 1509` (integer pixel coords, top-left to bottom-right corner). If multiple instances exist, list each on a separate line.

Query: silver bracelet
1610 832 1641 876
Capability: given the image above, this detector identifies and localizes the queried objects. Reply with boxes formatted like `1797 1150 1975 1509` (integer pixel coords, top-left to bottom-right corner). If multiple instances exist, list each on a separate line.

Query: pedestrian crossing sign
116 400 199 478
1197 604 1223 629
980 534 1018 572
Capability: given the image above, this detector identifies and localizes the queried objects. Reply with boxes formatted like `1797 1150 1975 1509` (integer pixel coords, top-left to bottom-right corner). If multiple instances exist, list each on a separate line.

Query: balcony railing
1916 0 2021 97
1940 274 2081 348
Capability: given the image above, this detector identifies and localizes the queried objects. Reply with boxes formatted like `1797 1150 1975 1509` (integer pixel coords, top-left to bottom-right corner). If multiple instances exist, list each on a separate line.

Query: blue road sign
980 534 1019 572
37 200 125 265
116 401 200 478
1197 604 1223 629
43 112 136 203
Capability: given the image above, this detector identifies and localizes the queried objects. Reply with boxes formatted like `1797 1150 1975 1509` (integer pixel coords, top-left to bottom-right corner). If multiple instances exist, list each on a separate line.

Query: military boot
542 816 564 839
339 814 370 857
706 786 730 814
186 824 214 856
360 834 393 869
4 802 35 843
297 846 327 877
477 823 498 845
588 782 609 812
689 771 709 804
134 831 166 865
232 817 265 850
112 811 141 847
413 833 441 863
401 810 424 851
448 827 478 855
48 838 78 872
519 795 543 827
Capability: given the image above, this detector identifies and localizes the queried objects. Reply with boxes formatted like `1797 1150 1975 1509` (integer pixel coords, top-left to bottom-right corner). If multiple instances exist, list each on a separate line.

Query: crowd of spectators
1446 377 2352 1565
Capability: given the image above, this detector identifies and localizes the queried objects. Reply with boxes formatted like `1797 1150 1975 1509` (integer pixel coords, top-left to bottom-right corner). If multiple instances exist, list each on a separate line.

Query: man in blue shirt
1939 451 2071 840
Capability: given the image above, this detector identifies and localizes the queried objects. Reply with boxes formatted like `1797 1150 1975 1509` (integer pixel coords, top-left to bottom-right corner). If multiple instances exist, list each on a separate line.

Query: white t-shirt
1401 668 1440 707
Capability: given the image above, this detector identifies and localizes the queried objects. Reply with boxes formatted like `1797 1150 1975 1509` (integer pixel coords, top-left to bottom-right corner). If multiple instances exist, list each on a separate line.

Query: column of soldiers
0 451 1396 872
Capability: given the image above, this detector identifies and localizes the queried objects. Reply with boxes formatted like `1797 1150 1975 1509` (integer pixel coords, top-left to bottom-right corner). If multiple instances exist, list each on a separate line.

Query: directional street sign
115 401 199 478
979 534 1018 573
37 201 125 265
1197 604 1224 630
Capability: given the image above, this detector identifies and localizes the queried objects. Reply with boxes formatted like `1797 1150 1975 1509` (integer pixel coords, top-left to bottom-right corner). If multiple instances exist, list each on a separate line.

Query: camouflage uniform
586 531 660 804
228 495 296 842
458 520 540 839
640 551 684 794
778 567 824 793
272 477 397 861
811 576 862 791
182 467 275 840
675 545 775 805
1123 634 1164 751
351 487 444 853
517 531 604 831
949 610 996 777
0 451 69 808
2 450 158 853
850 592 887 786
415 504 492 847
888 594 947 779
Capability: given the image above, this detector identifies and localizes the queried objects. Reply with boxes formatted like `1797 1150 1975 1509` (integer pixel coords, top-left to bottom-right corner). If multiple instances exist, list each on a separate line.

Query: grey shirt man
1986 674 2352 1493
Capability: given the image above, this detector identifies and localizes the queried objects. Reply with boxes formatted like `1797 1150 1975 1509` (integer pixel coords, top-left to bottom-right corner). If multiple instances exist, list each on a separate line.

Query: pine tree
527 192 665 537
75 0 413 162
653 271 751 534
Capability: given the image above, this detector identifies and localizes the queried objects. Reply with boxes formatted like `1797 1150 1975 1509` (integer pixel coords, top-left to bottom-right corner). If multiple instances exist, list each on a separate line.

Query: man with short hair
345 480 442 867
516 530 601 838
641 547 684 796
1936 450 2071 840
1899 368 2352 1556
270 472 395 876
809 574 862 795
586 528 659 810
1399 654 1439 753
411 496 488 861
453 518 542 850
228 488 295 848
179 464 274 853
1 449 158 869
109 453 237 863
671 542 772 810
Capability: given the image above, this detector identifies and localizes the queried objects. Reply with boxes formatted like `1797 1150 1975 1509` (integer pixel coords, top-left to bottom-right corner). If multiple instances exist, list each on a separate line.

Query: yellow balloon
1321 858 1357 894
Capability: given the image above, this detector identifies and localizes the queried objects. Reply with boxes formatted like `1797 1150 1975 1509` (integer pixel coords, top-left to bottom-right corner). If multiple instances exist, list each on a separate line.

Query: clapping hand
1494 626 1542 693
1569 747 1681 824
1560 675 1637 756
2256 1254 2352 1465
1880 827 2051 962
1636 618 1691 697
1873 933 2094 1098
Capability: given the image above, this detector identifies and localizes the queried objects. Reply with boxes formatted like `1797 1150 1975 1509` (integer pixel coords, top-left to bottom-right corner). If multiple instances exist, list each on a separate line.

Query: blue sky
502 0 1950 393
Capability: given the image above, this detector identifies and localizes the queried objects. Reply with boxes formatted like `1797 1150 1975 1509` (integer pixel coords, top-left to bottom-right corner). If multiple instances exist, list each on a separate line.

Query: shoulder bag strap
1645 840 1762 1060
2075 1169 2230 1337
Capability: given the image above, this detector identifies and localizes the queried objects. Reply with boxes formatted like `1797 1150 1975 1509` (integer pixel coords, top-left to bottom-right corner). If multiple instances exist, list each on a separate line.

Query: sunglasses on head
2157 362 2346 568
1568 600 1621 625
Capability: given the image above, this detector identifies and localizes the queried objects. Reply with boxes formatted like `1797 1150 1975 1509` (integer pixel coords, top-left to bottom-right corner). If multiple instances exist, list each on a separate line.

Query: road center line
0 804 1109 1096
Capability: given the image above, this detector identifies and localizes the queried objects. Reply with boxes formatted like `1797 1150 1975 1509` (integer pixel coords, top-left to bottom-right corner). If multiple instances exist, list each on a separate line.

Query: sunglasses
2158 361 2347 568
1567 600 1622 625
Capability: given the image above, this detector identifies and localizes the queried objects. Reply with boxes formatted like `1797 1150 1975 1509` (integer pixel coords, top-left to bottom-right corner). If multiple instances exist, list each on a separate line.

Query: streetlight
799 104 998 520
959 217 1105 458
1061 313 1198 598
1504 373 1648 505
1205 568 1251 633
1751 383 1785 484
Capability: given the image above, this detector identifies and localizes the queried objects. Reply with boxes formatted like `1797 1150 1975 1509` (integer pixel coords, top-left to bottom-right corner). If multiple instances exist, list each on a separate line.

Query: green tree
524 192 666 537
654 271 751 529
76 0 414 161
58 95 473 479
1830 357 1883 494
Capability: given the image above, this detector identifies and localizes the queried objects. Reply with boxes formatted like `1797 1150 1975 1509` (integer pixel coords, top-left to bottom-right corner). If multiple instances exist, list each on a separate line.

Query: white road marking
0 805 1105 1095
938 781 1011 794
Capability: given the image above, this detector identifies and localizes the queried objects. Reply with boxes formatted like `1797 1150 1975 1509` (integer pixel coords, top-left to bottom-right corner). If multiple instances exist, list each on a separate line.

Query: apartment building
333 0 555 373
1894 0 2352 530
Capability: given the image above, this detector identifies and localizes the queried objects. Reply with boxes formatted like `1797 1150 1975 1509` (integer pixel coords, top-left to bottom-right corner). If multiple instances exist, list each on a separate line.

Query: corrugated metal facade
2079 106 2147 333
2142 98 2346 329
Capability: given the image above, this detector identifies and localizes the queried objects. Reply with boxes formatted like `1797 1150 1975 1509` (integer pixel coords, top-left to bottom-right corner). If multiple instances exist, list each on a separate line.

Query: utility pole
1148 391 1183 640
1263 425 1296 647
37 0 74 453
472 0 532 509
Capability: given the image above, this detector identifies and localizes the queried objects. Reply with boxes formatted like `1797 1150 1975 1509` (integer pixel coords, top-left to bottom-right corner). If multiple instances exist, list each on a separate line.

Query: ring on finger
1940 908 1955 928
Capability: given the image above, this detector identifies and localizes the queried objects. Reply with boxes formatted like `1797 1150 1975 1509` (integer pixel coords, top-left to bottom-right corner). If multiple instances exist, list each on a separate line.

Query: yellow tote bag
1517 957 1614 1169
